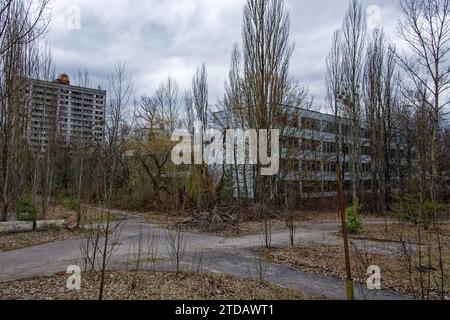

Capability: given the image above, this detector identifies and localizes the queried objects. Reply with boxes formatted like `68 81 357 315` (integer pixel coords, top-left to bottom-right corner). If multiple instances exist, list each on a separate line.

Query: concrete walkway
0 214 411 300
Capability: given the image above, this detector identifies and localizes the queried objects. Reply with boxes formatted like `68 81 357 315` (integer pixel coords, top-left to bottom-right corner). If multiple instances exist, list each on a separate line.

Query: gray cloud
47 0 401 109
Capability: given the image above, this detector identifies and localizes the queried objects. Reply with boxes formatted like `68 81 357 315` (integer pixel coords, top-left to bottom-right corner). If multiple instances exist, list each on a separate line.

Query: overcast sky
47 0 402 110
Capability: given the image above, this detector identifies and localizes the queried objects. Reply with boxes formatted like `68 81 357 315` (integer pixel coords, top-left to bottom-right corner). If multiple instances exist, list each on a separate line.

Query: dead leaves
0 271 313 300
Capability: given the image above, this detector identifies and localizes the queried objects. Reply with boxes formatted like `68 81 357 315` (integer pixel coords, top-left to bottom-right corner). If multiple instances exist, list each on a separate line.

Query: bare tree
86 61 132 300
73 68 90 228
182 90 196 131
364 29 398 213
80 206 124 300
338 0 367 202
0 0 50 56
397 0 450 205
241 0 294 203
192 63 209 127
165 225 186 277
134 77 181 208
0 0 50 221
37 45 56 220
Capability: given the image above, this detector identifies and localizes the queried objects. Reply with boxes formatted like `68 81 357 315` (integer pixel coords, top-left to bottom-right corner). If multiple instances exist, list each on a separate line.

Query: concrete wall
0 221 33 233
0 220 66 234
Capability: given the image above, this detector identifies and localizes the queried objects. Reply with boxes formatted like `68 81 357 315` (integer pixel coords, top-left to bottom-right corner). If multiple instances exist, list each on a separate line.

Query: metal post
336 155 355 300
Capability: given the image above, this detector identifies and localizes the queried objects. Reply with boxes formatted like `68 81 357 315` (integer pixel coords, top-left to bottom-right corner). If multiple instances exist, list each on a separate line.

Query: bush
17 212 35 222
17 196 37 222
63 196 80 211
396 194 421 224
346 199 362 234
395 194 444 228
422 200 444 228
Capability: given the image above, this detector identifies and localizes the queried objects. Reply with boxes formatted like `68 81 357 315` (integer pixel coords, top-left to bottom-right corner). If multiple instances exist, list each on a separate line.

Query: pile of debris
178 206 238 232
247 203 280 221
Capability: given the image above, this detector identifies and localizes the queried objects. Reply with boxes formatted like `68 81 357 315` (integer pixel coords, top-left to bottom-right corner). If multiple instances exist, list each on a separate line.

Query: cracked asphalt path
0 214 411 300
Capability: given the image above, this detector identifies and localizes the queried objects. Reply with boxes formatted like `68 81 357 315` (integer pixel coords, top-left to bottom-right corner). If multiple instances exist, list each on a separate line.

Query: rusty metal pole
335 95 356 300
336 134 355 300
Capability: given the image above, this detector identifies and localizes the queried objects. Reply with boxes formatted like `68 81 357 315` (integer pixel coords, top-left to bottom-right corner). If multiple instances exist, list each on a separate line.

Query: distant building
26 74 106 153
213 106 372 200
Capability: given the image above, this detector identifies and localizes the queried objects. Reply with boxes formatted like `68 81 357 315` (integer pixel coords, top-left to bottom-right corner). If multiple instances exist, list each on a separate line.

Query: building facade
214 107 372 200
26 74 106 153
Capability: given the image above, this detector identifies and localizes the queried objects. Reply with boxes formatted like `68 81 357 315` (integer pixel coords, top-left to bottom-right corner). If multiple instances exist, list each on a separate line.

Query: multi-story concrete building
26 74 106 153
214 106 372 201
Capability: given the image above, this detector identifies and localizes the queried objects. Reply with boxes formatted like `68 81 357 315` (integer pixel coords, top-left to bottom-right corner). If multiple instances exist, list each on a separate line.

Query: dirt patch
0 270 317 300
0 228 88 252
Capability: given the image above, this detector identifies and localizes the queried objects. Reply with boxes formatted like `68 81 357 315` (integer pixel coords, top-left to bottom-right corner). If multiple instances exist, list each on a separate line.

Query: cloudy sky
47 0 402 110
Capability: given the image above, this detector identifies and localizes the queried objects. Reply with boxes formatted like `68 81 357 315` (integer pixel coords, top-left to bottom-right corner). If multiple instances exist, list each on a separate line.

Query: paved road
0 214 411 300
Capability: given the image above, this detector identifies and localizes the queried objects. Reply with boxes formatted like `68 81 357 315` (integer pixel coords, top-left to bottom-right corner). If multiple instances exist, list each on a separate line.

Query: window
341 125 350 136
363 180 372 191
324 181 338 192
362 163 372 173
282 113 299 128
360 128 370 139
302 160 321 172
343 144 350 155
282 159 299 171
301 117 321 131
301 139 321 152
323 161 337 173
283 137 299 150
323 141 337 153
323 121 337 133
290 114 300 128
344 180 351 191
303 181 321 193
343 162 350 173
362 145 372 156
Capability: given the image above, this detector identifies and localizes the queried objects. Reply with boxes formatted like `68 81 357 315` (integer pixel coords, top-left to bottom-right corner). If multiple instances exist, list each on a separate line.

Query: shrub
421 200 444 228
396 194 421 224
17 212 35 222
17 196 37 222
63 196 80 211
395 194 444 228
346 199 362 234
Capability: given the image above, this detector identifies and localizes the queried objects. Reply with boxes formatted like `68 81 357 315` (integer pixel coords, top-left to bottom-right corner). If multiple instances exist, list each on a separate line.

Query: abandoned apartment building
25 74 106 154
213 107 373 201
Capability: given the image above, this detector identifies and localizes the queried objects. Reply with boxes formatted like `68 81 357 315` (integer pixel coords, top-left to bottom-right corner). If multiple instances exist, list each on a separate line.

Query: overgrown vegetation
395 194 445 229
346 199 362 234
17 196 37 222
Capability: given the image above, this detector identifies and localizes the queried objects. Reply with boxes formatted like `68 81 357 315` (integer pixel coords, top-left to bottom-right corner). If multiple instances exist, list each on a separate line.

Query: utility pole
336 157 355 300
336 95 355 300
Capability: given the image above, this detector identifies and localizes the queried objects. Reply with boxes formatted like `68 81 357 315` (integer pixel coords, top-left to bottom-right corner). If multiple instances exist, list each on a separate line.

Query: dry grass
264 240 450 299
0 270 316 300
46 205 78 225
351 223 450 244
0 228 88 253
45 205 124 226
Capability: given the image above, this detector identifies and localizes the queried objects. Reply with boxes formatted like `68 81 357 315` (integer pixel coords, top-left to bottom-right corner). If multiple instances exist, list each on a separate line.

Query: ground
4 206 449 300
0 271 314 300
0 205 124 253
264 222 450 299
0 210 410 300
